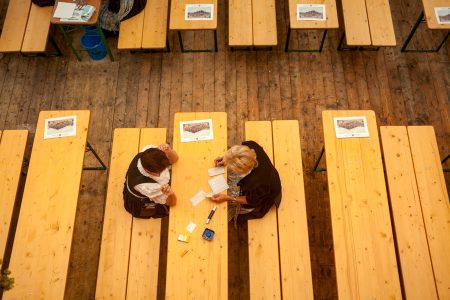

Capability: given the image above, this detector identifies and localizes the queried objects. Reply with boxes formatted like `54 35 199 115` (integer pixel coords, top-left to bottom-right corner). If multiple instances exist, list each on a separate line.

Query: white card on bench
208 175 229 194
190 190 206 206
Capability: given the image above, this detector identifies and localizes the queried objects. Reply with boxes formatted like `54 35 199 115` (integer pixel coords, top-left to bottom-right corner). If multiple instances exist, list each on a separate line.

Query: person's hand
158 143 171 152
161 184 174 196
211 194 229 203
214 156 224 167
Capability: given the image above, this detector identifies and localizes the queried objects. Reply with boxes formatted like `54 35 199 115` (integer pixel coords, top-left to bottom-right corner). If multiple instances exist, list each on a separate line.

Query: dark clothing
123 153 169 219
237 141 282 221
122 0 147 21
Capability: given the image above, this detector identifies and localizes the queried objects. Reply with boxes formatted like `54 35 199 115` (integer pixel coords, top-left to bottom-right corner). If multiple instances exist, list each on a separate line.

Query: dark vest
123 153 169 218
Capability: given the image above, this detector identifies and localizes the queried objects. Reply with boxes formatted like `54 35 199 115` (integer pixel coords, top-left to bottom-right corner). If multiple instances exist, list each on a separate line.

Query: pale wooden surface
422 0 450 29
169 0 218 30
166 112 227 300
118 8 145 49
408 126 450 300
288 0 339 29
245 121 281 300
365 0 396 46
21 4 52 53
142 0 169 49
273 120 314 300
340 0 371 45
126 128 166 300
252 0 278 46
4 110 89 300
228 0 253 46
322 110 401 300
0 0 31 52
380 126 438 300
51 0 100 25
0 130 27 261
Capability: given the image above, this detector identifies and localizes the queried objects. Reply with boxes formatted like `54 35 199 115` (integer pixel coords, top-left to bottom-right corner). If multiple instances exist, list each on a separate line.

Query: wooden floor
0 0 449 299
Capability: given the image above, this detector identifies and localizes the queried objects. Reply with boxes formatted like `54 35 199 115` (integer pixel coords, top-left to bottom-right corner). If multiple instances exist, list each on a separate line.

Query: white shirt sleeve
134 182 168 205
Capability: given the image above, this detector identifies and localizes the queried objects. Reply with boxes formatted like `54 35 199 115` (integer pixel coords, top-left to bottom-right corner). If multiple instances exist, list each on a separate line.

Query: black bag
32 0 55 7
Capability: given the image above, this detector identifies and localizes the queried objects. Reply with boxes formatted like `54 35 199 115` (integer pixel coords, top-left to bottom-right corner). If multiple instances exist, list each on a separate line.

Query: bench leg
312 146 326 172
58 24 82 61
47 34 63 57
178 29 218 52
84 141 107 171
285 27 328 52
442 153 450 172
95 23 115 61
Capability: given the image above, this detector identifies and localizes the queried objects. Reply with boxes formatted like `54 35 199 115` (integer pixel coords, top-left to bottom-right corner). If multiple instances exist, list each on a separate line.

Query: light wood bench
338 0 396 50
229 0 277 49
118 0 169 51
0 130 27 261
285 0 338 52
95 128 166 300
381 126 450 300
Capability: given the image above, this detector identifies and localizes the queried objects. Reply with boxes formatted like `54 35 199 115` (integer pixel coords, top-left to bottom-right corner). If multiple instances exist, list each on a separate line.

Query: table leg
442 153 450 172
178 29 218 52
286 28 328 52
58 24 82 61
84 141 107 171
95 23 114 61
312 146 326 172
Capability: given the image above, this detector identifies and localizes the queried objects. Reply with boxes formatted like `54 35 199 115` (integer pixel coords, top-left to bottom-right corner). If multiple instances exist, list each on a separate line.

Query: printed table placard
333 116 370 138
180 119 214 142
44 115 77 139
185 4 214 21
297 4 326 21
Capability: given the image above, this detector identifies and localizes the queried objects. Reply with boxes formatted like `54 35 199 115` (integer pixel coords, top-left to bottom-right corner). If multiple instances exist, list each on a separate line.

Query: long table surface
322 110 401 299
4 110 89 300
166 112 227 300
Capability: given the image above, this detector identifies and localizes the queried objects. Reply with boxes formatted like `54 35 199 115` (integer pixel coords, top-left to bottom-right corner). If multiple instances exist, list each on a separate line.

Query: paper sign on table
53 2 76 19
208 166 225 177
186 222 197 233
208 175 229 194
190 190 206 206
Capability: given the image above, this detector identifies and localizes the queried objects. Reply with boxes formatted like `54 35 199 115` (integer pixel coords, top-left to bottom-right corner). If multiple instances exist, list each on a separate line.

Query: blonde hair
223 145 257 174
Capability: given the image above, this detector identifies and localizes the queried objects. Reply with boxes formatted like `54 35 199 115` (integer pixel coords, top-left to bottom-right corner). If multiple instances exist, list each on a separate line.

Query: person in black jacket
211 141 282 222
123 144 178 218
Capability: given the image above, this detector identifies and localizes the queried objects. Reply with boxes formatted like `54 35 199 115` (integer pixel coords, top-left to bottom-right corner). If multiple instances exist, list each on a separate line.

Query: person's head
141 148 170 175
223 145 257 175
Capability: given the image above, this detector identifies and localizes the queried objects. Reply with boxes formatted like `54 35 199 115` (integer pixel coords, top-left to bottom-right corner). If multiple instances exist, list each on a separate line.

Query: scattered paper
61 5 96 22
190 190 206 206
208 166 225 177
177 234 190 243
186 222 197 233
208 175 229 194
333 116 369 139
53 2 76 19
44 115 77 139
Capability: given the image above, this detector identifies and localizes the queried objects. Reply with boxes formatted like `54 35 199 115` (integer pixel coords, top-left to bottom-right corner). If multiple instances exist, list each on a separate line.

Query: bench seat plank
273 120 313 299
365 0 396 46
118 9 145 49
245 121 281 300
408 126 450 300
142 0 169 49
0 0 31 52
228 0 253 46
126 128 166 300
0 130 27 261
21 4 52 53
252 0 278 46
380 126 438 300
340 0 371 45
288 0 339 29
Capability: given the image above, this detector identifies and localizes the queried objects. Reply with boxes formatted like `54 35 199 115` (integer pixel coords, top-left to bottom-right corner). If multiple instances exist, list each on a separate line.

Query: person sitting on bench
99 0 147 32
211 141 282 224
123 144 178 218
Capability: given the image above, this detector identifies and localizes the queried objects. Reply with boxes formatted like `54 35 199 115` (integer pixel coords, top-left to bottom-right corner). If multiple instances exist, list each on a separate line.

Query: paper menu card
208 175 229 194
208 167 225 177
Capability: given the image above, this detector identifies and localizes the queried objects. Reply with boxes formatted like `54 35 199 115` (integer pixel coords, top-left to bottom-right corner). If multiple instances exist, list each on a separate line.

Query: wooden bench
0 0 60 55
380 126 450 300
118 0 169 51
229 0 277 49
285 0 339 52
0 130 27 261
245 120 313 299
95 128 165 300
338 0 396 50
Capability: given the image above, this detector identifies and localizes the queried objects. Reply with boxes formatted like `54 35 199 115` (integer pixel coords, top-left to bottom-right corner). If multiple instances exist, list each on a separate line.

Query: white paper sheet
53 2 76 19
208 166 225 177
208 175 229 194
186 222 197 233
190 190 206 206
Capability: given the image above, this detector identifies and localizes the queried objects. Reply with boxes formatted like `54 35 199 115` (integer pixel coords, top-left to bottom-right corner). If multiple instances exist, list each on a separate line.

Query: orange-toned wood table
51 0 114 60
3 111 92 300
166 112 227 299
315 110 402 299
169 0 218 52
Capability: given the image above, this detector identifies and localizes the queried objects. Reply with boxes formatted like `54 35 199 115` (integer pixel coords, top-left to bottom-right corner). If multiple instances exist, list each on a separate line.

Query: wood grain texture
118 8 145 49
288 0 339 29
0 0 31 52
0 130 27 261
142 0 169 49
126 128 166 300
322 110 401 300
21 4 52 53
422 0 450 29
340 0 371 45
166 112 227 300
245 121 281 300
272 120 314 300
228 0 253 46
380 126 438 300
169 0 218 30
252 0 278 46
408 126 450 300
365 0 396 46
4 111 89 300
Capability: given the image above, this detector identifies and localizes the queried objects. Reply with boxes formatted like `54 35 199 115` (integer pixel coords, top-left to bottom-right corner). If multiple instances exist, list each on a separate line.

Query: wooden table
169 0 218 52
51 0 114 61
166 112 227 299
3 111 90 300
319 110 401 299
